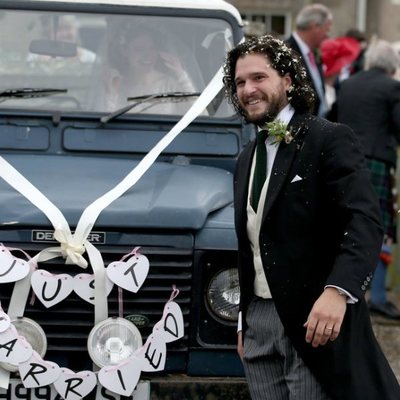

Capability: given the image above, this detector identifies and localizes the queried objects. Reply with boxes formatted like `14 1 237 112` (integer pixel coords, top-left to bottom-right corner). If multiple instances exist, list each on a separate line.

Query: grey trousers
243 297 331 400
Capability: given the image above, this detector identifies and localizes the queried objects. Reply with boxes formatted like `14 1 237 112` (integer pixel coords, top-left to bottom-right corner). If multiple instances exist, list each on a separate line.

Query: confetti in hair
223 35 315 116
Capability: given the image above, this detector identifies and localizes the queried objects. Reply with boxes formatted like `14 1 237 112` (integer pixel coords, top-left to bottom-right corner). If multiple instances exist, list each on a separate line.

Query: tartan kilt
366 158 398 242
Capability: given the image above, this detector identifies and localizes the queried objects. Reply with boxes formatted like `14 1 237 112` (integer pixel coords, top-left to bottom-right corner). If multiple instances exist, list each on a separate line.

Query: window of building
241 12 290 38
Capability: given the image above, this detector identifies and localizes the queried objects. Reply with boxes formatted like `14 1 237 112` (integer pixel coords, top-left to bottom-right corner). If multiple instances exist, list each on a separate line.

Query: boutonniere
264 120 294 145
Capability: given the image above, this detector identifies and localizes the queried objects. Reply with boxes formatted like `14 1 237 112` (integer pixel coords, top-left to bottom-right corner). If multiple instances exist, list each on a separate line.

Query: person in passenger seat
103 24 195 114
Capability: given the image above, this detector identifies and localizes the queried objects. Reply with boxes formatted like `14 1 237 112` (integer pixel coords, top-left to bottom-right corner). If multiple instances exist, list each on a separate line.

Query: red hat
321 37 361 77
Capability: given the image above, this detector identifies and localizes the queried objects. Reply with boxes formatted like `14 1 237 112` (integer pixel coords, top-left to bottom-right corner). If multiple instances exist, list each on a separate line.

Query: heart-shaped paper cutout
31 270 74 308
19 351 61 388
152 301 184 343
0 245 30 283
0 325 33 365
0 304 11 333
98 356 142 397
53 368 97 400
73 274 114 305
138 332 166 372
106 254 149 293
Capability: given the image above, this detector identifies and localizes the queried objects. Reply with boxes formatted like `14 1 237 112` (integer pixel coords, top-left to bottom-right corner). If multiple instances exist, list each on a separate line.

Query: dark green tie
251 129 268 211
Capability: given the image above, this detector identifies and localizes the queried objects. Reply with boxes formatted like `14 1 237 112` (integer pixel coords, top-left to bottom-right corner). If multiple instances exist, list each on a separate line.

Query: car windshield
0 8 235 117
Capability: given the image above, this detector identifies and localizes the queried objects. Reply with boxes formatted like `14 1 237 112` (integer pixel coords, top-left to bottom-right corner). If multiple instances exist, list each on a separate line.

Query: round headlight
88 317 142 367
1 317 47 372
206 268 240 322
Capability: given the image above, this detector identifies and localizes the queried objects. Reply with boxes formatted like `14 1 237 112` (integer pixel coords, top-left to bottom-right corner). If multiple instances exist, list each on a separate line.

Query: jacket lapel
261 113 307 224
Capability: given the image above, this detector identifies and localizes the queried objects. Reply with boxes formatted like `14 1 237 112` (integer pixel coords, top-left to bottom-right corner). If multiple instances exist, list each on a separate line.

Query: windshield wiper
0 88 67 103
99 91 200 126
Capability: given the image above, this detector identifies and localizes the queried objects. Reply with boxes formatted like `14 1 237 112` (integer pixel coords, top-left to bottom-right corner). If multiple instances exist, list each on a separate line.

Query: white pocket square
291 175 303 183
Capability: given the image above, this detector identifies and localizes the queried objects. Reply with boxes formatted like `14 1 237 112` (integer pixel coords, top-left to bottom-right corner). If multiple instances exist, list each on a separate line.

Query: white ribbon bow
54 229 87 268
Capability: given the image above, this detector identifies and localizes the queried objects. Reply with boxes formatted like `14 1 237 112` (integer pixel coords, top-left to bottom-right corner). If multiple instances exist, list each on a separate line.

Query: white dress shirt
246 105 294 299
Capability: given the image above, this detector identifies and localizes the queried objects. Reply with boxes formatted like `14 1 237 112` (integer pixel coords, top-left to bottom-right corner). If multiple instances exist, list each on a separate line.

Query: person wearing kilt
338 39 400 319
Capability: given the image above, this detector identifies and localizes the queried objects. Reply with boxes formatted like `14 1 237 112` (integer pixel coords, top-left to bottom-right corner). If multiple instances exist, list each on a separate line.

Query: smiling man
234 53 290 124
223 35 400 400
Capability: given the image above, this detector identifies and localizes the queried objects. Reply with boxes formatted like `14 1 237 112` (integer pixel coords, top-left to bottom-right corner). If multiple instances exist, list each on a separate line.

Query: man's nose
242 81 257 95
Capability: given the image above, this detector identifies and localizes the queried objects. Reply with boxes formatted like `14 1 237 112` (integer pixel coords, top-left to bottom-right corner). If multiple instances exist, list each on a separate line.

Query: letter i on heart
0 244 30 283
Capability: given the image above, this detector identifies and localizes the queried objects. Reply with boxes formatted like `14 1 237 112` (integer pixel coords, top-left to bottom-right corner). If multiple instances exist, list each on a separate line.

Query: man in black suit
337 39 400 319
286 3 332 117
223 35 400 399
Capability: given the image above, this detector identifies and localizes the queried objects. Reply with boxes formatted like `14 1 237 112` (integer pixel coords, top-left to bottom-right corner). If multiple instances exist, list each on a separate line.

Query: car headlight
1 317 47 372
206 268 240 322
87 317 142 367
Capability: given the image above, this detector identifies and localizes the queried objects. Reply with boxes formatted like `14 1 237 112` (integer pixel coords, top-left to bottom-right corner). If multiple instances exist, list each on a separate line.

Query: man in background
337 39 400 319
286 3 332 117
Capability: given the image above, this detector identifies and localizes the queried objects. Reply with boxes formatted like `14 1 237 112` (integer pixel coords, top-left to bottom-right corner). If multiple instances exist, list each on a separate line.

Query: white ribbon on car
54 229 87 268
1 65 225 318
73 66 225 245
0 65 227 388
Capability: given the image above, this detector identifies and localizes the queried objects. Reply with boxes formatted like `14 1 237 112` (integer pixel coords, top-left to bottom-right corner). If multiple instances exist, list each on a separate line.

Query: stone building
227 0 400 43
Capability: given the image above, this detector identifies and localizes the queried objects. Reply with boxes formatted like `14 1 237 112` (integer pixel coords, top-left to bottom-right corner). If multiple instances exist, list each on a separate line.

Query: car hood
0 154 233 230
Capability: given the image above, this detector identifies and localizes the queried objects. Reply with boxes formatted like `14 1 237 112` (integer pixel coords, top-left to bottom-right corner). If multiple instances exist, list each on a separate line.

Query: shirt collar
257 104 295 131
275 103 295 125
292 31 311 57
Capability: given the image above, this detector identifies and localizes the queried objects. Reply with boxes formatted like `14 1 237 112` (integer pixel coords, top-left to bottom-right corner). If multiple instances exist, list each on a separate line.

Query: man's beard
242 92 286 126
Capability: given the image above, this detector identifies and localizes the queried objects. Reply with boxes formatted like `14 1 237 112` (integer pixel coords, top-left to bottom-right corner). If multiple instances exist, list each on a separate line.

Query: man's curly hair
223 35 315 116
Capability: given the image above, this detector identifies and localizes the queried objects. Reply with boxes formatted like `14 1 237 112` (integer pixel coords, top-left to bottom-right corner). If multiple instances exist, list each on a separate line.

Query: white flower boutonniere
264 120 294 145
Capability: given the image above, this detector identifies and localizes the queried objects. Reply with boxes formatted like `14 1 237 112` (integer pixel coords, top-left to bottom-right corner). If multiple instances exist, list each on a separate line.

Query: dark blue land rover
0 1 253 398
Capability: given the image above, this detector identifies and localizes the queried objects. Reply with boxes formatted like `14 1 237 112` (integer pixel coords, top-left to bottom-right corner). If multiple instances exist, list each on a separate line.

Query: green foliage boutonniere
264 120 294 145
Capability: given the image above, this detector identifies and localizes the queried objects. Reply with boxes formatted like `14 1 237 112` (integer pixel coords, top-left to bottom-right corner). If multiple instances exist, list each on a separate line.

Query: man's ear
283 73 292 91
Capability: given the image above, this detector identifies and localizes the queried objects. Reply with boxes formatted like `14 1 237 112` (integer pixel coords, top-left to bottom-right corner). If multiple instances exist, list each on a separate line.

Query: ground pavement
371 291 400 381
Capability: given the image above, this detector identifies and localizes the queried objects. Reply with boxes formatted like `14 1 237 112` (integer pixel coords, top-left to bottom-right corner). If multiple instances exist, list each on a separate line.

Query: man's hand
237 331 244 361
303 287 347 347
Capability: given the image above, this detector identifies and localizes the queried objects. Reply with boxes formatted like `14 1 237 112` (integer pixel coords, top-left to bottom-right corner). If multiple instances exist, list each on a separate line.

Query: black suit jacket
286 35 325 116
234 112 400 399
337 67 400 166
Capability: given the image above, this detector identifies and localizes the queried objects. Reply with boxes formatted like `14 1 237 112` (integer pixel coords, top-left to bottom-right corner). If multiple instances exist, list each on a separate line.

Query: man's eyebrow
235 69 270 81
233 62 275 83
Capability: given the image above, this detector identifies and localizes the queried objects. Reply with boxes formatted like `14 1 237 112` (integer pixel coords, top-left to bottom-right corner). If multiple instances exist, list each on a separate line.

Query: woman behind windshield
103 23 196 114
